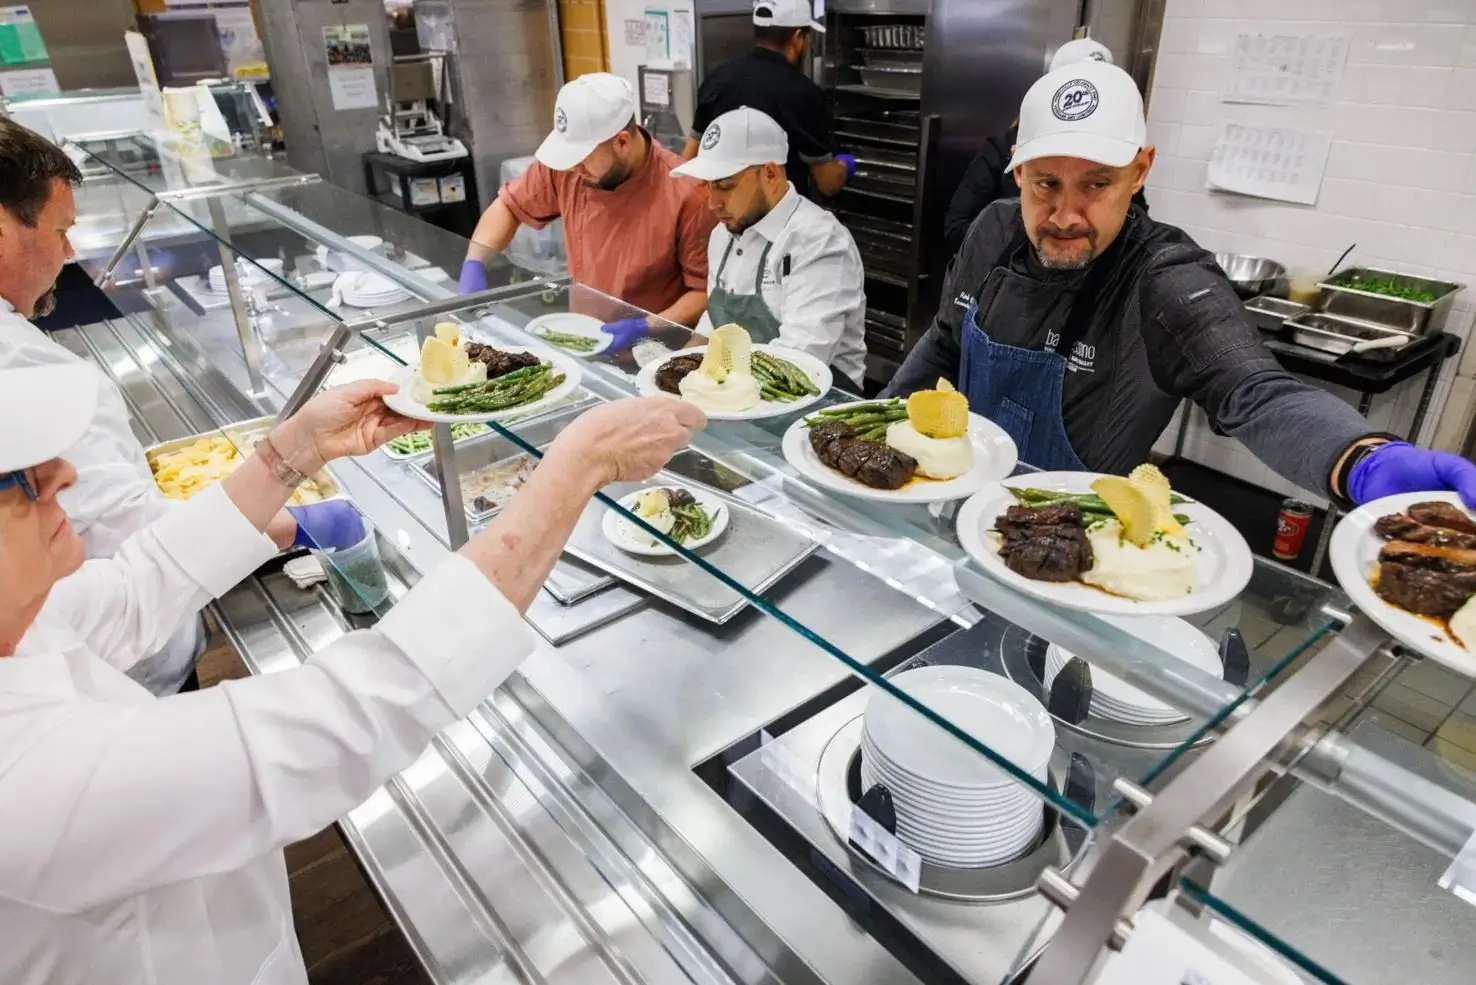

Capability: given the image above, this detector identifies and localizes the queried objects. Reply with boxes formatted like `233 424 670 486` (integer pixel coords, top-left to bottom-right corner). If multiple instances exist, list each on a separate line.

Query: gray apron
705 236 781 342
705 235 866 393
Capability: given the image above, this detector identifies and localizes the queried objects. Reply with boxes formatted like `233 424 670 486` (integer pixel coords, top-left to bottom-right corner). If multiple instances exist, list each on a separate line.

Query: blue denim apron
958 228 1128 471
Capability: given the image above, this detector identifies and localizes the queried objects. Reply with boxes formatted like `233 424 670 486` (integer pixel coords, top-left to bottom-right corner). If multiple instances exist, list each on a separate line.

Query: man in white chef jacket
0 361 704 985
672 107 868 391
0 117 322 695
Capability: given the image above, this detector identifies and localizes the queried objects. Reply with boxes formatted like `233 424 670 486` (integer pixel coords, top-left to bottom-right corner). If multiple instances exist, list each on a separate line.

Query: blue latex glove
288 501 368 551
458 258 488 294
836 152 857 179
600 317 650 352
1348 441 1476 506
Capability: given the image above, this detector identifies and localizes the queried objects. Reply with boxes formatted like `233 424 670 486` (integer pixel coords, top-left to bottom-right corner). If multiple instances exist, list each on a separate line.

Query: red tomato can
1273 499 1314 560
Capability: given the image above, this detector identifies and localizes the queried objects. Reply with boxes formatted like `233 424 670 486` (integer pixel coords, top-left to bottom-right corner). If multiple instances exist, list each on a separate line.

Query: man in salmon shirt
459 74 717 347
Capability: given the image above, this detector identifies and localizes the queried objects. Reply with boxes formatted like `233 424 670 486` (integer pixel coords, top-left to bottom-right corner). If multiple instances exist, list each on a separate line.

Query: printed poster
322 23 378 111
0 6 47 65
0 66 56 97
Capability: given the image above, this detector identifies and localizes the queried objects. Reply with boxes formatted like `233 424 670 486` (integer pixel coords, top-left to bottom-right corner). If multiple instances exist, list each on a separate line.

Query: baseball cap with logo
1048 38 1114 72
534 73 638 172
752 0 824 33
671 107 790 182
1006 61 1146 172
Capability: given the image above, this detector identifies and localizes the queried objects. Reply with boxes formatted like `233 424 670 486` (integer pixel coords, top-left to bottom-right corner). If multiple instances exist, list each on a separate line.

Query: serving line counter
64 132 1476 985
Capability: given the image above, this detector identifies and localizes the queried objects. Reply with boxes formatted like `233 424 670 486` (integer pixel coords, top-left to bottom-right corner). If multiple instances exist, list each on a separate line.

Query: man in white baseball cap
684 0 853 202
943 36 1145 252
0 359 706 985
673 107 866 389
888 61 1476 511
460 73 717 345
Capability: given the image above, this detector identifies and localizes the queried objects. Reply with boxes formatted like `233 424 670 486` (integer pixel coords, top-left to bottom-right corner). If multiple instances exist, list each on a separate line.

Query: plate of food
778 382 1018 504
381 322 582 424
955 467 1253 616
525 312 611 357
601 485 729 556
634 324 831 420
1330 492 1476 674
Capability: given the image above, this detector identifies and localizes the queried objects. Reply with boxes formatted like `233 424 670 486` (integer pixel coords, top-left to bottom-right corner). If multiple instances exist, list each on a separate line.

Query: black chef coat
942 124 1150 254
693 47 834 199
884 201 1375 495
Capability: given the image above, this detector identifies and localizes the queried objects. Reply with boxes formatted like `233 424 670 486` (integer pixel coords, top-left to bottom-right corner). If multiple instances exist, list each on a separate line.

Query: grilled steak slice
655 353 704 394
1379 540 1476 573
464 342 540 379
1374 514 1476 549
664 487 696 507
993 503 1093 582
1408 501 1476 536
1376 562 1476 618
807 420 916 489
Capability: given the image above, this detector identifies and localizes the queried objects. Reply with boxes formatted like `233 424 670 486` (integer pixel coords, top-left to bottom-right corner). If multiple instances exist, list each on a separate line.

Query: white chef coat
0 298 201 694
1 483 539 985
695 184 868 384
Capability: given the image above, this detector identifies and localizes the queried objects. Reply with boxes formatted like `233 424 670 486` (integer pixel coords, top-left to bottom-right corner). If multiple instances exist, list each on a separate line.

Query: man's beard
1034 224 1097 270
720 198 771 235
591 158 634 191
33 287 57 317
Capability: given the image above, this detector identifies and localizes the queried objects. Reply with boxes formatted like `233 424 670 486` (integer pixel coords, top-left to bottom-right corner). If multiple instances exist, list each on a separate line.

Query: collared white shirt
696 184 868 384
0 298 199 694
1 485 539 985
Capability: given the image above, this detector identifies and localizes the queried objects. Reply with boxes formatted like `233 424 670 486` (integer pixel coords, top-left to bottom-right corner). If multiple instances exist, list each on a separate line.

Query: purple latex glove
599 317 650 352
288 500 368 551
836 152 857 179
458 258 488 294
1348 441 1476 506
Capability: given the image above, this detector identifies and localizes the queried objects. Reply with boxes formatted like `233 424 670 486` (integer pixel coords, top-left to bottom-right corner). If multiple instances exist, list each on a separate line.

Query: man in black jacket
942 39 1145 254
885 61 1476 510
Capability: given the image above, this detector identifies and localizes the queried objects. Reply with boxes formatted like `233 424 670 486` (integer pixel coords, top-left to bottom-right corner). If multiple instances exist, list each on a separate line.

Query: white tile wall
1145 0 1476 506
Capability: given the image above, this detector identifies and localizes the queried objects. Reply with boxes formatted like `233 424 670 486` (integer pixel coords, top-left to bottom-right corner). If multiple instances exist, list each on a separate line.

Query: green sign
0 7 48 66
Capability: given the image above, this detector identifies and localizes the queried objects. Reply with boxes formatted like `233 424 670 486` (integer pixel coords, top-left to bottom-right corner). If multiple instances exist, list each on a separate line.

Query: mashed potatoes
679 369 760 413
885 420 973 479
1451 596 1476 649
1080 519 1195 601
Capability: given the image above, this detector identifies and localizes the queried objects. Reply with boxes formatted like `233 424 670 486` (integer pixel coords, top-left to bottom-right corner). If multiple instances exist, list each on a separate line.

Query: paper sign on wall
1224 29 1350 106
1206 123 1333 206
0 6 47 66
642 71 669 107
670 9 693 69
322 23 378 111
0 66 56 97
643 9 669 64
623 19 646 46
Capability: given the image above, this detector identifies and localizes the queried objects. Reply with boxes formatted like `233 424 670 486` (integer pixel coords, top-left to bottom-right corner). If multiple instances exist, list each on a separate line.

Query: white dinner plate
525 312 613 358
781 400 1020 505
601 487 730 557
635 344 832 420
955 472 1254 617
381 346 583 424
860 758 1046 807
863 667 1055 789
1330 490 1476 675
1043 615 1222 722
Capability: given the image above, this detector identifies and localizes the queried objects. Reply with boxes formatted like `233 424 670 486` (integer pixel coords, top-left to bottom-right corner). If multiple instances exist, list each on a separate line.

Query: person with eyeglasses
0 362 704 985
0 117 363 696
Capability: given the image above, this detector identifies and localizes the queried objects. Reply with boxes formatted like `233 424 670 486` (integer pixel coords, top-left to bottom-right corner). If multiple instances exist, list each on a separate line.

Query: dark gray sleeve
881 204 1013 398
1213 370 1377 495
1140 253 1375 495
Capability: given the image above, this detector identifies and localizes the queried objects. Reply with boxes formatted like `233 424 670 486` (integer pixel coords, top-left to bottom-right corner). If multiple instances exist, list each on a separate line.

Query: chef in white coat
0 363 704 985
673 107 868 391
0 116 350 696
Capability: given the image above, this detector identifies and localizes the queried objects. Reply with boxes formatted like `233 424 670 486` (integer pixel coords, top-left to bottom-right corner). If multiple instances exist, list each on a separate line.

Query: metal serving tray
563 473 820 625
854 66 923 95
1317 266 1465 336
1282 312 1415 358
144 416 342 502
1243 295 1309 332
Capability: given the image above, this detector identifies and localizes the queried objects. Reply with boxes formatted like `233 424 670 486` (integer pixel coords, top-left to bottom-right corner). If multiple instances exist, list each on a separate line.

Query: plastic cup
313 526 390 615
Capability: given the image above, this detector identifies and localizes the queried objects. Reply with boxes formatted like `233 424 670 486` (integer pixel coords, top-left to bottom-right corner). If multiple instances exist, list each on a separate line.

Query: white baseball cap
752 0 824 33
1007 61 1146 172
1049 38 1114 72
534 73 638 172
671 107 790 181
0 365 96 473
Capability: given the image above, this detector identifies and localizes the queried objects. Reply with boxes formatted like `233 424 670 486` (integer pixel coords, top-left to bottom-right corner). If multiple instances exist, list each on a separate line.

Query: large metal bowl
1215 253 1286 299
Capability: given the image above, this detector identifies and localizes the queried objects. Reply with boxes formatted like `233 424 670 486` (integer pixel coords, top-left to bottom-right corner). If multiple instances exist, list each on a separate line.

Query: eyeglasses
0 469 38 502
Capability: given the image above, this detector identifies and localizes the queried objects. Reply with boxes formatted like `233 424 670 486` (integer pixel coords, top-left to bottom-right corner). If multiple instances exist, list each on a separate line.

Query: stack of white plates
315 234 385 272
1042 616 1223 727
204 258 283 295
861 667 1055 868
335 271 410 308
